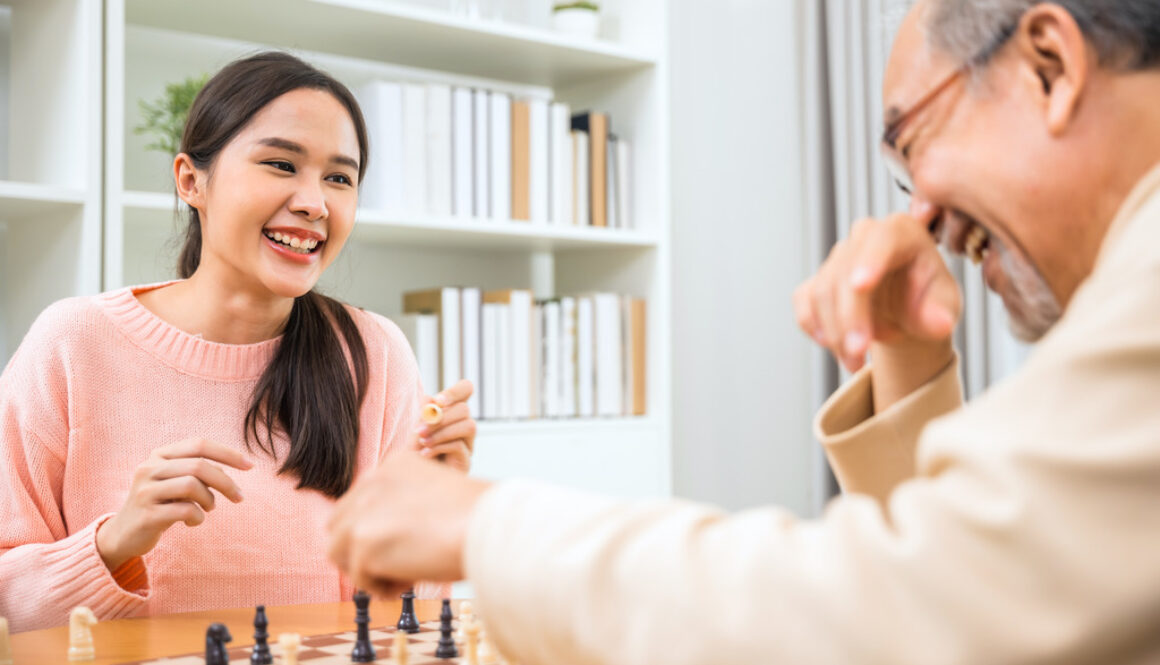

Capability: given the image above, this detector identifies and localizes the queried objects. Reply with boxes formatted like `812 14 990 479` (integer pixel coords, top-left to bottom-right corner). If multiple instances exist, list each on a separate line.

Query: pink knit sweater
0 284 442 632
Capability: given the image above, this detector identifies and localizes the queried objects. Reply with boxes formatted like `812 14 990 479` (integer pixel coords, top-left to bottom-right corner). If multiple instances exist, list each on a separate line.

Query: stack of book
397 287 647 420
358 80 632 229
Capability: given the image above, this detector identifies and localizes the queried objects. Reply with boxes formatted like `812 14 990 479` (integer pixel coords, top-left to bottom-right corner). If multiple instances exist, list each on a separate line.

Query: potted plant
134 73 209 155
552 1 600 39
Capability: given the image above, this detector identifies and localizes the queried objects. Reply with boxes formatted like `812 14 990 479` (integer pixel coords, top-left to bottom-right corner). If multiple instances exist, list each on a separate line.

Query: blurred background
0 0 1028 518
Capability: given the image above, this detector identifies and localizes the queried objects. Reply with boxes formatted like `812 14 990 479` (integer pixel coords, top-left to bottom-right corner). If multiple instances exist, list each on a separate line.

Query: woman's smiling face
184 87 361 299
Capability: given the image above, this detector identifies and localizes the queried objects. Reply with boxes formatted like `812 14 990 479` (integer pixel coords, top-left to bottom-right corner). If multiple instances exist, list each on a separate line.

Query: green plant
553 1 599 12
133 73 209 155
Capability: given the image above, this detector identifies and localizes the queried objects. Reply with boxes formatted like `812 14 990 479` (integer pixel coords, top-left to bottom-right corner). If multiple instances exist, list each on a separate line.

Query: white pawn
278 633 301 665
457 601 475 643
463 619 481 665
0 617 12 665
68 607 97 661
394 629 409 665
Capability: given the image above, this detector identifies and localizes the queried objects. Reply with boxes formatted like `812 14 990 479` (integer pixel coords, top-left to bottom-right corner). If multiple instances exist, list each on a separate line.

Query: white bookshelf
3 0 672 500
0 0 102 364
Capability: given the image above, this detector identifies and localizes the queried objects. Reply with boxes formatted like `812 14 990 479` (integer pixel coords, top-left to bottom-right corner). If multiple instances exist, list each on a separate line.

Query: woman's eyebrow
257 137 358 171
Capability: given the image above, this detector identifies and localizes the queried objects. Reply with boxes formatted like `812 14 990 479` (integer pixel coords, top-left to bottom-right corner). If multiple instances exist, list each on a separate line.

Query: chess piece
464 618 482 665
67 606 97 661
421 402 444 425
456 600 475 643
396 588 420 634
205 623 232 665
394 630 409 665
251 605 273 665
278 633 301 665
479 626 500 665
434 598 458 659
351 590 376 663
0 617 12 665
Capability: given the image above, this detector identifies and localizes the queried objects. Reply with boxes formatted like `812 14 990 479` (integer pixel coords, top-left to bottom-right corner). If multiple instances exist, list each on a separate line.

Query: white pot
552 8 600 39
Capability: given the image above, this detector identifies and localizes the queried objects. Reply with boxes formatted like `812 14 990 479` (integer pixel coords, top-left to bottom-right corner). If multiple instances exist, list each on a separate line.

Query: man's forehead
883 0 956 122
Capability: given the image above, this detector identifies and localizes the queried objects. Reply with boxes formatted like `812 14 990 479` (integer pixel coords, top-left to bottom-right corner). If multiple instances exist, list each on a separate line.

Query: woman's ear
174 153 206 210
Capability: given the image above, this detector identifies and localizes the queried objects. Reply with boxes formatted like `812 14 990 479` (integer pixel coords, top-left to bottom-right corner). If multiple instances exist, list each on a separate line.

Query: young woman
0 52 475 632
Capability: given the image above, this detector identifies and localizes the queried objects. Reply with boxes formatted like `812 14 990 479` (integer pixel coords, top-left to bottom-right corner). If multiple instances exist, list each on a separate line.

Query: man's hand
793 207 960 409
328 451 491 597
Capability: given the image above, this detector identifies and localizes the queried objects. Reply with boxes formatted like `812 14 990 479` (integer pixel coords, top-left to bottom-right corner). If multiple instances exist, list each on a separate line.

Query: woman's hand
416 379 476 473
96 438 252 571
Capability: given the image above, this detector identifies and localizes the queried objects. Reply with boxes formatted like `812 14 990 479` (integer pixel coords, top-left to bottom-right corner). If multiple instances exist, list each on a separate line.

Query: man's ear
1012 4 1089 135
174 153 206 210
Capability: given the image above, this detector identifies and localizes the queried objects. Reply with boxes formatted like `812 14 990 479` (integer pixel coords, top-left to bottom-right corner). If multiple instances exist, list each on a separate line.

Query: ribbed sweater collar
98 282 281 381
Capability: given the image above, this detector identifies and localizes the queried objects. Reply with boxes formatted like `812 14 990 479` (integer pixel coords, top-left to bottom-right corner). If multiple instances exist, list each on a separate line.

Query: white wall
669 1 817 514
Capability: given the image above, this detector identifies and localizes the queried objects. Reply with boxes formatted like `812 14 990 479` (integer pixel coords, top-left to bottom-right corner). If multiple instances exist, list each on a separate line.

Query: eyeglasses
880 67 966 195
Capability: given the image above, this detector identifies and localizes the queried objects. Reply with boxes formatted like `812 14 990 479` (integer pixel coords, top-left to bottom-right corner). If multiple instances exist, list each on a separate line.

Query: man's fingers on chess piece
328 452 491 587
95 438 252 572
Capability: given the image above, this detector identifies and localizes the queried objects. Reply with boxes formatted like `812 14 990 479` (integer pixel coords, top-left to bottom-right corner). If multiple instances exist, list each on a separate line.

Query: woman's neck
137 269 295 345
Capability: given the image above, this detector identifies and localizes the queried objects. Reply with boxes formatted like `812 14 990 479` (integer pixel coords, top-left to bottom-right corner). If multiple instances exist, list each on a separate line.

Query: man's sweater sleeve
815 355 964 507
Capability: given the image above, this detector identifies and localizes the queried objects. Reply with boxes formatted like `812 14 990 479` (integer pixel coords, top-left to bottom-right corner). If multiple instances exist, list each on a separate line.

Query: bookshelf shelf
125 0 657 88
0 181 87 220
121 190 660 251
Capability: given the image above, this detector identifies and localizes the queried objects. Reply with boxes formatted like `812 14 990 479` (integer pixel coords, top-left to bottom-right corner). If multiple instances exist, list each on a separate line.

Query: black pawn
396 588 420 634
434 599 459 659
205 623 232 665
250 605 272 665
351 590 376 663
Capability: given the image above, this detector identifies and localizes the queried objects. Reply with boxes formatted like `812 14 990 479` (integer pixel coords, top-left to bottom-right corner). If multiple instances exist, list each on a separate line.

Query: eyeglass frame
879 66 967 196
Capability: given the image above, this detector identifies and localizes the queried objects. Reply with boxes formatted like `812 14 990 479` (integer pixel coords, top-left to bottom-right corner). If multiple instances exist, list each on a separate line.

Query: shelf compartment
124 0 656 88
0 180 86 220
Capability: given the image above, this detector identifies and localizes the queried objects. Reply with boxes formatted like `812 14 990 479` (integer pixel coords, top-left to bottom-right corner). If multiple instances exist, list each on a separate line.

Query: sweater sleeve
0 307 149 632
462 264 1160 665
814 354 964 507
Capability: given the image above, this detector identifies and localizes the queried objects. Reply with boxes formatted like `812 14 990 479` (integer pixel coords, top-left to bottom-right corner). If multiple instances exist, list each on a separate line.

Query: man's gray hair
927 1 1160 70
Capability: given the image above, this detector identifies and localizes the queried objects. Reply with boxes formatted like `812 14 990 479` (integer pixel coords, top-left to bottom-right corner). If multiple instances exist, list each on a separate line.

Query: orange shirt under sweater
0 283 444 632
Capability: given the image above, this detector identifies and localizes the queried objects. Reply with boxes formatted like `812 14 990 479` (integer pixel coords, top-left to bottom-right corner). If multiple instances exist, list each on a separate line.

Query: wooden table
11 598 445 665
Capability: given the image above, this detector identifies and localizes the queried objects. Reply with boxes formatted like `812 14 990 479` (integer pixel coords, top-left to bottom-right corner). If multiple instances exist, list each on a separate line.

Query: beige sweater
463 163 1160 665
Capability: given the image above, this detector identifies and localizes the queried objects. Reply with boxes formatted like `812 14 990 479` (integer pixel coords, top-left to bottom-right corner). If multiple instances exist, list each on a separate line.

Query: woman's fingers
433 379 474 407
150 457 244 503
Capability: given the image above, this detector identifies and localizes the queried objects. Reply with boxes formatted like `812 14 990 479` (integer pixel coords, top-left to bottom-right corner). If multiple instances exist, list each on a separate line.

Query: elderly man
328 1 1160 662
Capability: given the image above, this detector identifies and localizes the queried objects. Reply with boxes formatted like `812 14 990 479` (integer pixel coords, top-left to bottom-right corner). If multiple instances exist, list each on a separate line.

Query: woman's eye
263 160 295 173
327 174 353 186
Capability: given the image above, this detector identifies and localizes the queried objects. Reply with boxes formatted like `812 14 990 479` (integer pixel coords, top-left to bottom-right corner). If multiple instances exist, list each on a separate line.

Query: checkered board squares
120 620 456 664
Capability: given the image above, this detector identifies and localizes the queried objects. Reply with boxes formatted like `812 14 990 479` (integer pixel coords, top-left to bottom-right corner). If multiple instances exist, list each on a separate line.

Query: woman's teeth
265 231 319 254
965 223 990 265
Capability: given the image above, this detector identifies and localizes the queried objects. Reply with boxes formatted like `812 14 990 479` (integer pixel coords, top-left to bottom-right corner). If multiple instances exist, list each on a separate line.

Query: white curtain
799 0 1030 509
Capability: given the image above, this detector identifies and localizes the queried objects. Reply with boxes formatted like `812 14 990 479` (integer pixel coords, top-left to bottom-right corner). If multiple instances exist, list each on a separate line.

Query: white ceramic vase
552 8 600 39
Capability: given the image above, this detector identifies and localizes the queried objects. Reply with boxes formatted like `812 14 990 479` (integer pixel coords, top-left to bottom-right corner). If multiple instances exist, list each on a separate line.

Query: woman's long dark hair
179 52 370 497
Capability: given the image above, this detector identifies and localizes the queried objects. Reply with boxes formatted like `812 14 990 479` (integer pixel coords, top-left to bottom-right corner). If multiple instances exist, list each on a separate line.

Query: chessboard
119 621 453 664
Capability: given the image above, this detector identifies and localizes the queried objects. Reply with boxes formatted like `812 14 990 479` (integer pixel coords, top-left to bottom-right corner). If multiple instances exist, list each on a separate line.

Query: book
628 298 647 415
593 292 623 416
473 89 490 218
572 111 609 227
576 296 595 417
402 287 461 391
510 100 531 221
426 83 453 216
484 289 534 419
528 98 550 224
607 134 618 229
402 82 428 215
550 102 572 226
396 313 439 396
571 130 589 226
617 139 631 229
489 92 511 221
452 86 474 218
559 297 577 417
542 300 561 417
481 302 503 420
460 287 482 417
531 302 542 418
356 80 404 213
